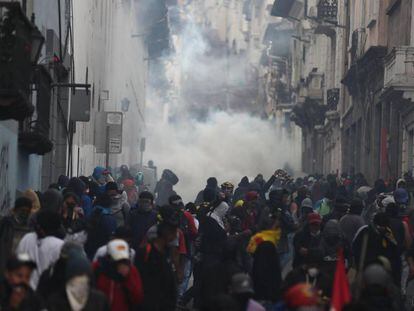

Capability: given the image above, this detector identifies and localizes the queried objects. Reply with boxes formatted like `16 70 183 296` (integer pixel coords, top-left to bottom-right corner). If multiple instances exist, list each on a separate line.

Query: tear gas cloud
146 110 300 201
144 3 301 201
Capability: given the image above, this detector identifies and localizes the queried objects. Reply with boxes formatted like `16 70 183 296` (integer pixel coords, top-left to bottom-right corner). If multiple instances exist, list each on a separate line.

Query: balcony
383 46 414 99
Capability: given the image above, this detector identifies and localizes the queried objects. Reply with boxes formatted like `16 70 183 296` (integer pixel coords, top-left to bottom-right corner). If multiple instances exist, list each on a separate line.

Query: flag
330 248 351 311
246 229 281 254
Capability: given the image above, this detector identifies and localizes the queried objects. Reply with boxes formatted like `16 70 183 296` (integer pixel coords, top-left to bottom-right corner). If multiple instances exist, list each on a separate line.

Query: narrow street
1 0 414 310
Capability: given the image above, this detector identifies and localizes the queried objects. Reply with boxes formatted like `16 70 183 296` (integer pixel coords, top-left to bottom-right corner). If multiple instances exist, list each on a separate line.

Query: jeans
178 257 192 298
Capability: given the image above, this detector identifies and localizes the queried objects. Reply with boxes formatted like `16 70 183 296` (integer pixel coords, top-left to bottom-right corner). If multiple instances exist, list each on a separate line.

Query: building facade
271 0 414 182
0 0 73 213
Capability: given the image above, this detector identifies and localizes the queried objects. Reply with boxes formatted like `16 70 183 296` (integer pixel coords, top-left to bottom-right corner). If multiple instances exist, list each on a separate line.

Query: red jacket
93 260 143 310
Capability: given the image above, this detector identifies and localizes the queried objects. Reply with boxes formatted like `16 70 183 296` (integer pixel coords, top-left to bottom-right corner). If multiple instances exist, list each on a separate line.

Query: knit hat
65 254 91 281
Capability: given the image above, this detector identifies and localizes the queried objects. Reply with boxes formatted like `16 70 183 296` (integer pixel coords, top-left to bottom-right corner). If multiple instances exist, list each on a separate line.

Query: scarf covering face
247 228 281 254
209 201 230 229
66 275 89 311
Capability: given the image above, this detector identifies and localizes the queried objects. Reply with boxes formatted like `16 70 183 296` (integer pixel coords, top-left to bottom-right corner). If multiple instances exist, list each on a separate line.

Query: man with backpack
135 221 179 311
84 193 117 260
129 191 158 249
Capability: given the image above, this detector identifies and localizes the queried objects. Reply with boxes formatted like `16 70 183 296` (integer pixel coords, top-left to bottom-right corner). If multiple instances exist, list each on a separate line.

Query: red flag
330 248 351 311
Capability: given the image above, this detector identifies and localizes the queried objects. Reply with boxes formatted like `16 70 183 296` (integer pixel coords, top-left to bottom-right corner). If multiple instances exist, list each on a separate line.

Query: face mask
15 213 30 224
66 203 77 210
138 200 152 212
98 176 106 185
66 275 89 311
111 195 121 203
310 230 321 237
307 267 319 278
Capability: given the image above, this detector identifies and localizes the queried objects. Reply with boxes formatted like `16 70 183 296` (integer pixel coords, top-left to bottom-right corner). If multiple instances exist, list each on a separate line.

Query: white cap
107 239 129 261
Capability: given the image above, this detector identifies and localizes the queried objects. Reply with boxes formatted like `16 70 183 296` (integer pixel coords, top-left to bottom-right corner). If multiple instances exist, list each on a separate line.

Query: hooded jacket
66 178 93 217
233 177 250 202
23 189 41 214
93 257 143 311
129 203 158 249
41 189 63 213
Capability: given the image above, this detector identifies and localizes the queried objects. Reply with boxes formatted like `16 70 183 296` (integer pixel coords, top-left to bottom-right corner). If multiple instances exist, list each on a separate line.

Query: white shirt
17 232 64 289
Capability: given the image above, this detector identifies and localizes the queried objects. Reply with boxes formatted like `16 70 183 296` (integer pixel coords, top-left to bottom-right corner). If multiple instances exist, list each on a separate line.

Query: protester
93 239 143 310
155 169 179 206
0 253 42 310
93 226 136 262
234 176 250 203
36 241 85 302
293 213 323 268
339 198 366 245
345 263 403 311
195 177 220 205
65 177 94 218
129 191 158 249
136 221 179 310
105 182 130 227
40 188 63 213
353 212 400 285
0 197 33 275
22 189 41 214
84 193 117 259
61 192 88 245
221 181 235 205
17 210 64 289
3 168 414 310
47 252 109 310
284 250 332 299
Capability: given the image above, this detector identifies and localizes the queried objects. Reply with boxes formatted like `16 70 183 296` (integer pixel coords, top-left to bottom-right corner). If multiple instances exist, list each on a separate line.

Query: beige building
71 0 150 176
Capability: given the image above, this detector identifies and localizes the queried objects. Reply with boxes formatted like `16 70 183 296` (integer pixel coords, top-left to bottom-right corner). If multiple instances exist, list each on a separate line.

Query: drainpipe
411 0 414 45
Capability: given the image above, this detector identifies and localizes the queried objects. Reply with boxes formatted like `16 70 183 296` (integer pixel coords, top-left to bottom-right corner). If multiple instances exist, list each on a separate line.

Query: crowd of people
2 165 414 310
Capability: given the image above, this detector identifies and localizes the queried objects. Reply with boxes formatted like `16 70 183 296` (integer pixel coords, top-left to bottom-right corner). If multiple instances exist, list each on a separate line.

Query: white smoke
144 3 301 201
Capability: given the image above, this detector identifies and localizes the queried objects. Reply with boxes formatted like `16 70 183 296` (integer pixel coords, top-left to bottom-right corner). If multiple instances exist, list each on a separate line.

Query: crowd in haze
2 165 414 310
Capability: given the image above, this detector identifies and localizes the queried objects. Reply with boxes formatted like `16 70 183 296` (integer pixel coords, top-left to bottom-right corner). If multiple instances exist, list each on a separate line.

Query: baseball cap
107 239 130 261
6 253 36 271
307 213 322 225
